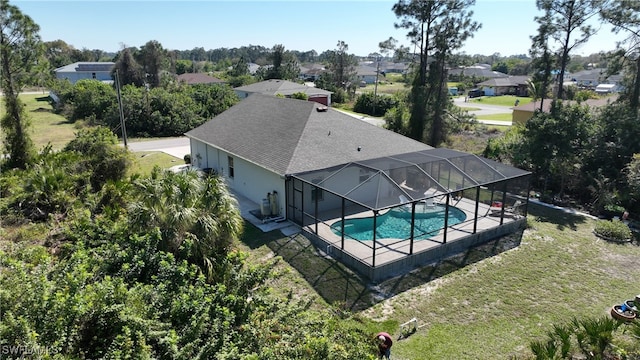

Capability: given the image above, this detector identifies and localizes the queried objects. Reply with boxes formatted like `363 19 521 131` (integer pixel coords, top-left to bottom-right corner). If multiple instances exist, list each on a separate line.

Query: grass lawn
471 95 532 107
235 203 640 359
130 151 184 177
1 93 80 150
476 113 513 122
2 93 180 175
358 81 408 95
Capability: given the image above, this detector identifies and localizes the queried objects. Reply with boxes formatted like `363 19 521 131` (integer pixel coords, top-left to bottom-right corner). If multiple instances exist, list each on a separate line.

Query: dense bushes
353 92 398 117
593 219 632 242
50 79 240 138
0 131 375 359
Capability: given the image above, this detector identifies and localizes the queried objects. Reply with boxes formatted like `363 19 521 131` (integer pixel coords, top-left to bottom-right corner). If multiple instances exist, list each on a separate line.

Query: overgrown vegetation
0 128 377 359
49 79 239 138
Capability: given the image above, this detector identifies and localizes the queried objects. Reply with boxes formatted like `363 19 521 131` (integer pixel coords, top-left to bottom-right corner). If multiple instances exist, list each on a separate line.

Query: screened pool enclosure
286 148 531 282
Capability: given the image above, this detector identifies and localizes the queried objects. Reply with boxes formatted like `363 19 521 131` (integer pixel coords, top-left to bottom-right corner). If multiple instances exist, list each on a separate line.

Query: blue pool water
330 205 466 241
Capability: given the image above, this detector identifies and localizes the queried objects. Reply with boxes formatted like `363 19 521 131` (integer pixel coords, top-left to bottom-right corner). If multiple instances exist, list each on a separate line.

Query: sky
13 0 628 58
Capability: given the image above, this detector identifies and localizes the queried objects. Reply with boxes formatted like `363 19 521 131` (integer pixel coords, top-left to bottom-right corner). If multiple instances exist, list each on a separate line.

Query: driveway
124 137 190 159
336 98 513 127
453 95 513 125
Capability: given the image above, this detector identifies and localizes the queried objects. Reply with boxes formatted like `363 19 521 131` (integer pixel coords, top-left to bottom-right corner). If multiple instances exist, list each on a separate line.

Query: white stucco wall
55 72 112 85
301 167 392 214
191 140 285 216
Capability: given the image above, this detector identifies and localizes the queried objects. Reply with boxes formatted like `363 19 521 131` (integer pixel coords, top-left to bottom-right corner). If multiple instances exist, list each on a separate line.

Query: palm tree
127 167 243 281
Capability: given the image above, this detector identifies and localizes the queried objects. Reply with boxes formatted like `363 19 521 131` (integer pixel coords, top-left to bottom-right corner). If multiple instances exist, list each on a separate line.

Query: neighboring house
380 61 408 74
448 65 509 80
570 68 622 89
54 62 115 84
234 79 332 106
185 94 530 281
248 63 261 75
299 63 326 81
477 76 529 96
512 96 618 125
176 73 225 85
355 65 380 84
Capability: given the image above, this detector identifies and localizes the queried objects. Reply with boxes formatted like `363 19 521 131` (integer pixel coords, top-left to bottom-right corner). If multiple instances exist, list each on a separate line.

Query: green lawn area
470 95 532 107
1 93 79 150
130 151 184 177
237 203 640 359
476 113 513 122
7 92 640 359
1 94 179 175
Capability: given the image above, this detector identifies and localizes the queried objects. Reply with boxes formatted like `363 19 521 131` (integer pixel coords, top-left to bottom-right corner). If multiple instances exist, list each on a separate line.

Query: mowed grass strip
476 113 513 122
471 95 532 107
237 202 640 359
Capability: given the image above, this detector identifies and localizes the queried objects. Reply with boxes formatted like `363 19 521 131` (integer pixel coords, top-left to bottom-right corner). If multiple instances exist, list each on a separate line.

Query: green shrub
593 219 632 241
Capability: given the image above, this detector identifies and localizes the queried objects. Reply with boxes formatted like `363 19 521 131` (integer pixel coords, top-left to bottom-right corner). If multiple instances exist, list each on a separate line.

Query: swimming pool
330 204 467 241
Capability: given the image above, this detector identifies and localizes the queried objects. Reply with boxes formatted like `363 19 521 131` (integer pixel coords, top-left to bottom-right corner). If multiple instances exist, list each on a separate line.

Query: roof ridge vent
316 106 328 112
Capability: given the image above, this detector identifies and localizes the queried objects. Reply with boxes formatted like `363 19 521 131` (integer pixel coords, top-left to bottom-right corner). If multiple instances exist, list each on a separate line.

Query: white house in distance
185 94 530 281
54 62 115 84
355 65 380 84
234 79 332 106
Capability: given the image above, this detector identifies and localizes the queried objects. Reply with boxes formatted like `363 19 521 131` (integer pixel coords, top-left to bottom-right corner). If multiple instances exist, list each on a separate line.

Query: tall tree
393 0 479 145
0 0 41 169
600 0 640 110
327 40 357 91
136 40 168 88
263 44 299 80
112 47 144 87
530 12 555 112
535 0 600 100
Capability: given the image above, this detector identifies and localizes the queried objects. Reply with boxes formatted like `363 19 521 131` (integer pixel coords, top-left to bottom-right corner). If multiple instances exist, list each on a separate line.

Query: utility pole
373 56 380 116
115 70 128 148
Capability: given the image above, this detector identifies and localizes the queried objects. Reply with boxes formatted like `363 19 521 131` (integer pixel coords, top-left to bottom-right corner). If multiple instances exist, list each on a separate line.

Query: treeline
0 127 377 359
50 79 239 137
485 98 640 217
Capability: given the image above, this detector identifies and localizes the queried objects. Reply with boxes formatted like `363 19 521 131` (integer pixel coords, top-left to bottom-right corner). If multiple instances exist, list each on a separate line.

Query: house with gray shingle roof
54 62 115 84
570 68 623 89
234 79 332 106
356 65 380 84
185 94 531 281
477 76 530 96
186 94 432 217
177 73 225 85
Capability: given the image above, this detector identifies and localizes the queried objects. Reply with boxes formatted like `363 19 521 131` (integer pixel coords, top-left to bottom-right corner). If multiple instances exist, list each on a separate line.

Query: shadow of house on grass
241 221 524 312
527 202 589 232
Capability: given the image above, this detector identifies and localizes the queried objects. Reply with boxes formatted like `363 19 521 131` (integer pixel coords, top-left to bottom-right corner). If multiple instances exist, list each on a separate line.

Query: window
92 72 96 79
228 156 234 178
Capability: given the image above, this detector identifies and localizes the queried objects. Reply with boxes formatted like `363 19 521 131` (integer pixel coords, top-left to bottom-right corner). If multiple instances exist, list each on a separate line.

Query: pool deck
233 189 525 282
302 196 523 269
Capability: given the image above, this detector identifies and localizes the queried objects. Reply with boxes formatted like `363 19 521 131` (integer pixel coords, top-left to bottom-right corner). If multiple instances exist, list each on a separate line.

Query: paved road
337 97 514 127
124 137 190 159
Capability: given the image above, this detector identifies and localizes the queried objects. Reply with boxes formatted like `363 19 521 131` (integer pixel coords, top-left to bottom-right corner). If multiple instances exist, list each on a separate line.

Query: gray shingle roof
177 73 224 84
185 95 432 175
54 62 115 73
478 76 529 87
234 79 332 96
